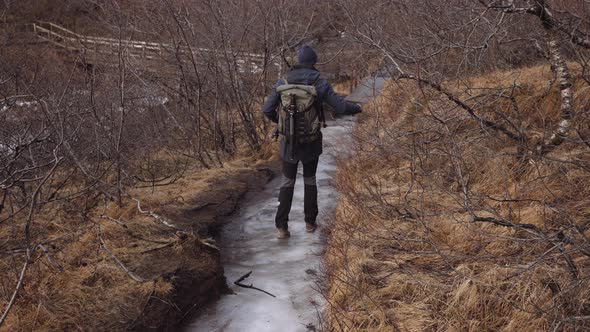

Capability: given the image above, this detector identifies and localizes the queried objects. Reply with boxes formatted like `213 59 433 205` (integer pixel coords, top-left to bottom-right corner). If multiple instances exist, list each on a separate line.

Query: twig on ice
234 271 276 298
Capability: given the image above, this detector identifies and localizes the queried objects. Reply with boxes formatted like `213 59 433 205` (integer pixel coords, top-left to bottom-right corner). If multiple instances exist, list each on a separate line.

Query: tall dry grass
0 151 274 331
325 64 590 331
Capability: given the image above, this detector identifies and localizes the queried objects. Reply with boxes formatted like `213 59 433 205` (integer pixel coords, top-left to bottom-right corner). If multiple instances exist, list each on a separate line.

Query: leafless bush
0 0 338 327
324 1 590 330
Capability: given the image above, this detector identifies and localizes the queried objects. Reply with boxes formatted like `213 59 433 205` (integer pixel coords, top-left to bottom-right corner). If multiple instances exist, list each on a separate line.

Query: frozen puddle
187 79 382 332
185 116 354 332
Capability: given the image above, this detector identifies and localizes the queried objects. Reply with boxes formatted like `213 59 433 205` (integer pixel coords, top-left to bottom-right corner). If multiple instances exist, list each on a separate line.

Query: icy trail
186 78 384 332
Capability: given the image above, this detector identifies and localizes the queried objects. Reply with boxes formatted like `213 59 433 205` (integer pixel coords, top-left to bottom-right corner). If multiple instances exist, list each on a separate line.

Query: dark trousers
275 158 319 229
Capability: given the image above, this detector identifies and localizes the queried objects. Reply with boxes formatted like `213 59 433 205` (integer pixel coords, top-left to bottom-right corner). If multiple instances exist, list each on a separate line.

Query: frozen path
186 79 383 332
346 74 388 104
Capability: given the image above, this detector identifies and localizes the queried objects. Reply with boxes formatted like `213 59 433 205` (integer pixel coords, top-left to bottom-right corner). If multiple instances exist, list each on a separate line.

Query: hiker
262 45 362 239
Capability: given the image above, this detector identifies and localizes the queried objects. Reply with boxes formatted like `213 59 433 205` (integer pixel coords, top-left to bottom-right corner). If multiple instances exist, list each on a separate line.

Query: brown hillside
325 64 590 331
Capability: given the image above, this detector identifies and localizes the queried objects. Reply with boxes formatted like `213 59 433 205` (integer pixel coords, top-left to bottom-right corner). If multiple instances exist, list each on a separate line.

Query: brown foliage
1 0 314 328
325 64 590 331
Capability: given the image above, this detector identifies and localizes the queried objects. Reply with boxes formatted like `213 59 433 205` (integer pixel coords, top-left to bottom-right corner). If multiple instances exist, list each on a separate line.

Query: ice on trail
186 117 353 332
186 78 384 332
346 75 388 104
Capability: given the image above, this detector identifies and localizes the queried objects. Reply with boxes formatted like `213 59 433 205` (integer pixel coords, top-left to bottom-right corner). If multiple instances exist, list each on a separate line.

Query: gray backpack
276 77 325 146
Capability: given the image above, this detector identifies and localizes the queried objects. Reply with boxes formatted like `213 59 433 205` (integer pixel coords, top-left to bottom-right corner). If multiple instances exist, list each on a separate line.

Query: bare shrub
324 1 590 330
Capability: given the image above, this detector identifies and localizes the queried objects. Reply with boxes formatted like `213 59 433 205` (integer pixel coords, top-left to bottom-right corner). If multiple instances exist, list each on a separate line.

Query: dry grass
325 64 590 331
0 150 274 331
332 79 360 96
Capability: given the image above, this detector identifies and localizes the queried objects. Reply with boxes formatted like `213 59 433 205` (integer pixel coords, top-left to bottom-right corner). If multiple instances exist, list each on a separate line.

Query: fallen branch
140 242 175 254
36 244 64 272
0 249 31 327
234 271 276 298
200 237 220 251
99 233 150 283
557 244 579 279
131 197 180 230
473 216 541 232
99 214 172 245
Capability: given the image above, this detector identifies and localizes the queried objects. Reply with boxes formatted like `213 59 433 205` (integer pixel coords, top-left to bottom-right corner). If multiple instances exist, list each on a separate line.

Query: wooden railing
30 21 274 73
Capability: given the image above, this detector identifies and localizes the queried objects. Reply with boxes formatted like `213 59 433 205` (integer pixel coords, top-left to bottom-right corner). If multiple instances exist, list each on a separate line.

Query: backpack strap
312 76 321 86
311 76 327 128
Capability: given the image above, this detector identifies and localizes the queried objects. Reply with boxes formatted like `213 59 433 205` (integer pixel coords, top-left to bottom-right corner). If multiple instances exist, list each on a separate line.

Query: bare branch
399 74 523 141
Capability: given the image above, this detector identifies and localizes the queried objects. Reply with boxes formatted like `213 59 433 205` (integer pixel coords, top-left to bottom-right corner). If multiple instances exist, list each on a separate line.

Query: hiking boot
305 223 318 233
277 228 291 239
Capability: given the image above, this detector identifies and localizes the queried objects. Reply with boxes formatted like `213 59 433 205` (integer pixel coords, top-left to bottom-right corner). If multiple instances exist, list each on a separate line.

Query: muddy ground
128 163 277 331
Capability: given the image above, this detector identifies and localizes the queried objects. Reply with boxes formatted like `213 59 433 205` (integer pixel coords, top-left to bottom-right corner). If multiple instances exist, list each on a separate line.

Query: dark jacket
262 65 361 164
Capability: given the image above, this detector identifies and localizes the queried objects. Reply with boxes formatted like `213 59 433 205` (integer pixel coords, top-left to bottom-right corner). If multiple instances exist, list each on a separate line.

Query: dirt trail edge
185 77 385 332
128 166 274 331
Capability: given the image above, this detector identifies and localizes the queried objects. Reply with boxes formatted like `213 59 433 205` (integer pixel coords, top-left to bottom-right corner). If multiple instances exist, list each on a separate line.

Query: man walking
262 45 361 239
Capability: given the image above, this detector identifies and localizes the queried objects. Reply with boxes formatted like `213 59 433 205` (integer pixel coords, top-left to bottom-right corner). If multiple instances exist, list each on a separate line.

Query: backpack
276 77 325 146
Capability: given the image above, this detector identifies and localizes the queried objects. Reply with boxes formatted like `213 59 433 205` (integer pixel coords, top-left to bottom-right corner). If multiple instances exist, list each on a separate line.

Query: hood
284 66 321 85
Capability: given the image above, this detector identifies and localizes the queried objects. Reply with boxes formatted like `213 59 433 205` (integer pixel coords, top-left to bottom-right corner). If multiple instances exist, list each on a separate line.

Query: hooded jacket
262 65 360 163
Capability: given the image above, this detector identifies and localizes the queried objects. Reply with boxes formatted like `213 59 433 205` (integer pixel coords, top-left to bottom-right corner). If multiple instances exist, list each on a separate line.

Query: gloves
350 103 362 115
